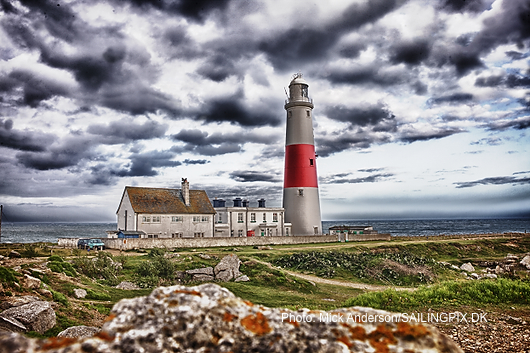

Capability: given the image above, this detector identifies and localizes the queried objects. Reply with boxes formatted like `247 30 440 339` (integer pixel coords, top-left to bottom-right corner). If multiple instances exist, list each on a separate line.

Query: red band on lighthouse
284 144 318 188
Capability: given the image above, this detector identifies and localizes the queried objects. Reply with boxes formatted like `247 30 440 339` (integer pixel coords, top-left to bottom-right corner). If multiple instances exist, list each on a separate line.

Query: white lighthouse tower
283 74 322 236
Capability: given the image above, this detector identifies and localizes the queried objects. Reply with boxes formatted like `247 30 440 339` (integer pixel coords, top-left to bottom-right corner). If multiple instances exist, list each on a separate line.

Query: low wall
57 238 79 248
101 233 389 250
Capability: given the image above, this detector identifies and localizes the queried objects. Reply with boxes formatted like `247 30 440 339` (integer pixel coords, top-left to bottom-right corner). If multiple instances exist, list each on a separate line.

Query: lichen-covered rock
0 284 462 352
57 325 101 338
235 275 250 282
0 300 56 334
214 254 242 281
23 275 41 290
115 281 140 290
520 254 530 270
186 267 214 276
73 288 87 299
460 263 475 272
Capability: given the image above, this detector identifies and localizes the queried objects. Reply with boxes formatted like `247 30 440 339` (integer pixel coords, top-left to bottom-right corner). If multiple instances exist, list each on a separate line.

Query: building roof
124 186 216 215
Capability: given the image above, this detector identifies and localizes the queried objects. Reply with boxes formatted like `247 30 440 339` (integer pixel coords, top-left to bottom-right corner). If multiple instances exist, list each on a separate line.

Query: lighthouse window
306 110 310 117
298 189 304 196
309 158 314 166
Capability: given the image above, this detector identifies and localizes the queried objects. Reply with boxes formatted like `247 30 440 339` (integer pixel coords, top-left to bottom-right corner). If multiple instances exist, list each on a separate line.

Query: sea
0 219 529 244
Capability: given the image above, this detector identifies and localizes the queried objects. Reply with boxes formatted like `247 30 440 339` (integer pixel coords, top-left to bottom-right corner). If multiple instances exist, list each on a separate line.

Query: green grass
345 278 530 312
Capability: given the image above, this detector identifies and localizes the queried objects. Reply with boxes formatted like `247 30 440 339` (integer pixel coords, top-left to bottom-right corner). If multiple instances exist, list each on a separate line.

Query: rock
234 275 250 282
483 273 498 279
0 316 27 333
57 326 101 338
214 254 242 282
186 267 214 276
0 296 40 310
495 265 504 274
116 281 140 290
24 275 41 290
191 274 215 282
460 263 475 272
257 246 273 250
198 254 211 259
505 254 518 263
73 289 87 299
520 255 530 270
451 265 460 271
38 289 53 298
0 300 56 334
8 250 21 258
0 283 463 352
470 273 480 279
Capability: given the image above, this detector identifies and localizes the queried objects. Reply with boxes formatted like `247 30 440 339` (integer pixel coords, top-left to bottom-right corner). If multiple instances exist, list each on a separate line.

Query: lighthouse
283 74 322 236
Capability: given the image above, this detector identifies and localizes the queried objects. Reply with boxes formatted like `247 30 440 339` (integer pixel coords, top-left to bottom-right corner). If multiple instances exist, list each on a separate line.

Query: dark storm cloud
15 135 98 170
323 103 397 131
259 0 405 71
321 172 394 184
400 127 466 143
475 72 530 88
390 39 431 65
485 116 530 131
0 70 71 107
114 150 181 177
229 171 281 183
197 54 238 82
171 128 280 156
428 93 474 105
123 0 231 23
454 175 530 188
326 65 410 86
0 118 54 152
316 133 378 157
183 159 209 165
196 97 281 127
440 0 494 13
87 119 168 142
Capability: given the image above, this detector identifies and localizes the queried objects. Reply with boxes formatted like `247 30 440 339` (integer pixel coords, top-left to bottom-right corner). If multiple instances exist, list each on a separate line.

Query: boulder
483 273 498 279
0 300 55 334
191 274 215 282
116 281 140 290
23 275 41 290
8 250 21 258
234 275 250 282
214 254 242 282
0 283 463 352
0 296 40 310
73 289 87 299
57 326 100 338
186 267 214 276
520 255 530 270
460 263 475 272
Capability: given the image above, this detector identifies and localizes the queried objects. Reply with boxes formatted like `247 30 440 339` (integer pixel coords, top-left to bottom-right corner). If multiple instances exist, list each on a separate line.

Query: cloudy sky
0 0 529 222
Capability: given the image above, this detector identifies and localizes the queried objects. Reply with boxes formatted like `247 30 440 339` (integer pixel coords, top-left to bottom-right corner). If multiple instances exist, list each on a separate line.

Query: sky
0 0 529 222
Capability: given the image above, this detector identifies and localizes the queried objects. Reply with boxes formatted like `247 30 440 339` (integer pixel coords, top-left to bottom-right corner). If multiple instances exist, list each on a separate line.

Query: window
298 189 304 196
238 213 244 223
216 214 223 223
238 230 243 237
262 213 266 222
309 158 314 166
202 216 209 222
250 213 256 223
273 213 278 222
152 216 160 223
286 228 289 236
142 216 151 223
171 216 183 222
306 110 310 117
193 216 200 222
194 232 204 238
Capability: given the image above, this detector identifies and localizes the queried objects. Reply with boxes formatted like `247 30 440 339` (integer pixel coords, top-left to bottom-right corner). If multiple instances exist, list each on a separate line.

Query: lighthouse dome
289 73 308 86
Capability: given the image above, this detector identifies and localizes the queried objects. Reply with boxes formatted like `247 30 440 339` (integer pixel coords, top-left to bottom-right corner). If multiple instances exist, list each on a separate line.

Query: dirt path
253 259 415 292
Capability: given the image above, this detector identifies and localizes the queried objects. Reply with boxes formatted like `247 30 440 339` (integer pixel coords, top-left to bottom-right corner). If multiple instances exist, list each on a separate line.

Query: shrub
48 255 64 262
48 261 76 277
0 266 20 288
133 253 176 288
72 252 122 286
85 289 111 301
50 289 69 306
22 244 39 258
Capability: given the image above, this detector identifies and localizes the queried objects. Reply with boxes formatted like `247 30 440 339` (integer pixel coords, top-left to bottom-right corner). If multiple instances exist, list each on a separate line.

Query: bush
73 252 122 286
133 253 176 288
48 255 64 262
50 289 69 306
85 289 111 301
48 261 76 277
345 278 530 312
0 266 20 288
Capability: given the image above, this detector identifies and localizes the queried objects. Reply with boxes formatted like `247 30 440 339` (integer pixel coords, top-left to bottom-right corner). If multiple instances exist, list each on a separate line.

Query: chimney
181 178 190 206
258 198 266 208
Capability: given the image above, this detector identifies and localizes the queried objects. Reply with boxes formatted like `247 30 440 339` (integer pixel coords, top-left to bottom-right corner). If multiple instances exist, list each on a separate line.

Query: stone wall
56 233 391 250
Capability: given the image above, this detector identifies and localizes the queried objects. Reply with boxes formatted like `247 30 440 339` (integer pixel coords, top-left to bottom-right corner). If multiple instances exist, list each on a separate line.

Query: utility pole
0 205 3 242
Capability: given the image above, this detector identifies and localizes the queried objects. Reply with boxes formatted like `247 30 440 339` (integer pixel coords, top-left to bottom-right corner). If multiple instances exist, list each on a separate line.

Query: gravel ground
433 309 530 353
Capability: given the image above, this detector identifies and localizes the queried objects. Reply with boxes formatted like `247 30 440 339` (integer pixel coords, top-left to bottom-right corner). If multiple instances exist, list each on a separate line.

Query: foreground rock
57 325 101 338
0 283 462 352
0 300 56 334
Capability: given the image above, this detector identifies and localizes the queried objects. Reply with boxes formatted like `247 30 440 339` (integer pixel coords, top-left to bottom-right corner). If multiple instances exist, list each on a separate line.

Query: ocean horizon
0 218 529 244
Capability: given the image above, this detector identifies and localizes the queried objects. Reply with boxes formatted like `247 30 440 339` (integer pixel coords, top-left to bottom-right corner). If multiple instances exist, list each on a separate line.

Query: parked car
77 239 89 249
86 239 105 250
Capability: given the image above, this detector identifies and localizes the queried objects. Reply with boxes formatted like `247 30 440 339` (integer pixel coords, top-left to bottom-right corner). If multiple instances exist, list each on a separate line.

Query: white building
213 198 292 237
113 179 216 238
